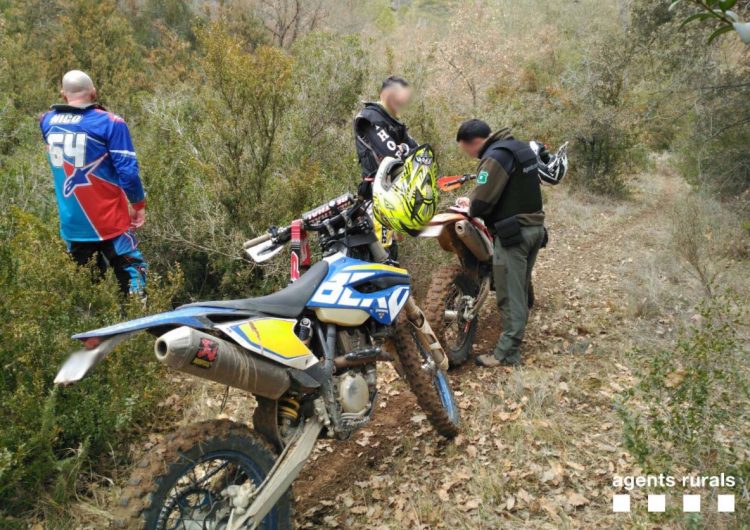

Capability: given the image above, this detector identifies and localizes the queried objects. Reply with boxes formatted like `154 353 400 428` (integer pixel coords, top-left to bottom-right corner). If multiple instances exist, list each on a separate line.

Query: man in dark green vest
456 119 546 367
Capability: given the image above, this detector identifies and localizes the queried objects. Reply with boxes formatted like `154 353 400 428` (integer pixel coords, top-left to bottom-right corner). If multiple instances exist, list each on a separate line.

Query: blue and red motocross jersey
40 104 145 242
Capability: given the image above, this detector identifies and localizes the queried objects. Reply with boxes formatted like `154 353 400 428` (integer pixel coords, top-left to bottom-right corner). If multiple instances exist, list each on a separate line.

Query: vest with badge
483 139 543 225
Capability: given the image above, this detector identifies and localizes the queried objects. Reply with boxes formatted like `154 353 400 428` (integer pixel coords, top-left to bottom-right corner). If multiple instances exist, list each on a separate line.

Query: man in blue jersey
40 70 147 295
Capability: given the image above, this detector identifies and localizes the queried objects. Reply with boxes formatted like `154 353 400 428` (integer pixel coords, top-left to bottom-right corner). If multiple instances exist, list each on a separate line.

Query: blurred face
381 84 412 116
458 137 487 159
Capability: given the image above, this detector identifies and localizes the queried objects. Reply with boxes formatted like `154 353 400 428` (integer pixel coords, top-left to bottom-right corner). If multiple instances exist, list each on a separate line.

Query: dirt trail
294 170 687 528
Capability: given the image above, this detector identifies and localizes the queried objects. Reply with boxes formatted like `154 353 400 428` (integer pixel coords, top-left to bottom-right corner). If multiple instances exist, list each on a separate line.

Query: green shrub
670 193 750 297
562 33 644 197
674 72 750 198
570 119 631 197
0 209 181 523
617 295 750 489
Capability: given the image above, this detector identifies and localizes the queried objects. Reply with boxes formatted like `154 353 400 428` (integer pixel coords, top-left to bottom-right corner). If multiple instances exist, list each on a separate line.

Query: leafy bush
617 295 750 486
628 0 750 199
48 0 149 115
675 69 750 198
570 119 632 197
0 210 180 524
671 193 750 297
198 24 294 228
562 33 644 197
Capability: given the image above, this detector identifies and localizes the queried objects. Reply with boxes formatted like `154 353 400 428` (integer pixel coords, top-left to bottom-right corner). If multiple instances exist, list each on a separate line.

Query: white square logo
613 494 631 513
648 494 666 512
683 494 701 513
717 494 735 513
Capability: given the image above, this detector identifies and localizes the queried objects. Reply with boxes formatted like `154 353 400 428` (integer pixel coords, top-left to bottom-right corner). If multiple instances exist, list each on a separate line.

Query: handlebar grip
243 233 271 249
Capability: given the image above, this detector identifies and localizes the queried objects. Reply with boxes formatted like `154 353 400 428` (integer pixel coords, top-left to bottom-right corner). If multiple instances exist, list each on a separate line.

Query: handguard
437 173 476 192
245 238 285 263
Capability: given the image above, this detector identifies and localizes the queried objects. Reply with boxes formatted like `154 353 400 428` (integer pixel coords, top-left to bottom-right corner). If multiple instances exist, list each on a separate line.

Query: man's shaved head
61 70 96 106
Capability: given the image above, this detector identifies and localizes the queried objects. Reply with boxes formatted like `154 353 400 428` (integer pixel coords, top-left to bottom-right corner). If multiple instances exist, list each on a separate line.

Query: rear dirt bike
55 193 458 530
422 140 567 366
419 183 494 367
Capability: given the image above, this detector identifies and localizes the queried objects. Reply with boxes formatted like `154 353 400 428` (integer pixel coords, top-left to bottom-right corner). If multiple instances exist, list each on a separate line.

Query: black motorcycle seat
180 261 329 318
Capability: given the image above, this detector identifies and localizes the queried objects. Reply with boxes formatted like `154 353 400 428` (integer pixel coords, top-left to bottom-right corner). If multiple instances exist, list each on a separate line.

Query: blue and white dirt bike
55 193 459 530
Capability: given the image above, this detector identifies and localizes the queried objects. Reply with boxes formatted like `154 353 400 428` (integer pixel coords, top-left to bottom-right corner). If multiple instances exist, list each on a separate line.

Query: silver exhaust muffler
155 327 291 399
455 220 492 262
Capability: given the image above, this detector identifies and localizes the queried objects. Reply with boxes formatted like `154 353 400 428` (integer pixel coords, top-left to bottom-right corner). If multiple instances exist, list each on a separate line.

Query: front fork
403 296 449 372
367 239 449 372
227 409 325 530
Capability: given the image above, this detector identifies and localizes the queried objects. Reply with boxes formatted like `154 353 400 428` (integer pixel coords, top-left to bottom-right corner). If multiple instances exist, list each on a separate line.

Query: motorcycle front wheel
113 419 292 530
395 318 460 439
423 264 480 367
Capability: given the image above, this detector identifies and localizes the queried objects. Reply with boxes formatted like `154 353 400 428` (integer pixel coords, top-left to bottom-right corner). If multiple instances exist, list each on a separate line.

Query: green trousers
492 225 545 363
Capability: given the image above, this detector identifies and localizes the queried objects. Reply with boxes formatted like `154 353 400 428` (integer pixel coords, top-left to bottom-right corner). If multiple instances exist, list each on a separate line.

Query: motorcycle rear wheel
423 264 480 367
113 419 292 530
395 318 460 439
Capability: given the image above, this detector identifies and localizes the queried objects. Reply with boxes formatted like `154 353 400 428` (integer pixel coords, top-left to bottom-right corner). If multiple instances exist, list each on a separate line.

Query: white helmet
533 141 568 185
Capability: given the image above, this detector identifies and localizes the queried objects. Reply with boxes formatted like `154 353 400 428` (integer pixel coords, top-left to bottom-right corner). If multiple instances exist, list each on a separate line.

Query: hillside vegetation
1 0 749 528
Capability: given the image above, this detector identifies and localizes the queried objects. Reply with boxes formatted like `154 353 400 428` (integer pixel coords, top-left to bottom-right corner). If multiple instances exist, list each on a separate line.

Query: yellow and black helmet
372 144 439 236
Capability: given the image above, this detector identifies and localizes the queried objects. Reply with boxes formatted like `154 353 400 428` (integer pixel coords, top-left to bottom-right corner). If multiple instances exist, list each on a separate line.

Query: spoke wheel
113 420 292 530
395 317 460 438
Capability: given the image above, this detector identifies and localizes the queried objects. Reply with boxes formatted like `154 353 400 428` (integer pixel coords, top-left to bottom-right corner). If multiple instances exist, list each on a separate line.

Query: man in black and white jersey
353 76 419 259
353 76 418 200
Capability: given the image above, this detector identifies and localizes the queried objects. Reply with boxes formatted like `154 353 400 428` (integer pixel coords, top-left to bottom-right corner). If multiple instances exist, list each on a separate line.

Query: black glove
358 179 373 200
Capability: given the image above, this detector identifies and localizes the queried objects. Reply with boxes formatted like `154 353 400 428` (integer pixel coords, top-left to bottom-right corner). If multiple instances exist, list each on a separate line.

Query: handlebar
301 193 358 232
242 225 291 249
242 232 271 249
438 173 476 192
243 193 363 252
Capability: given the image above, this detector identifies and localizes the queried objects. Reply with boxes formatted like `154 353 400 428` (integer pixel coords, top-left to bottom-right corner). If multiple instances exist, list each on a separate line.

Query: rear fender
71 306 243 340
54 333 131 385
436 224 458 254
419 213 465 240
56 306 245 386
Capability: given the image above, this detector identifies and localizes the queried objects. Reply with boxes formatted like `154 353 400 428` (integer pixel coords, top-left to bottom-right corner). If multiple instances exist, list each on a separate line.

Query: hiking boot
491 343 522 367
475 354 502 367
500 355 522 367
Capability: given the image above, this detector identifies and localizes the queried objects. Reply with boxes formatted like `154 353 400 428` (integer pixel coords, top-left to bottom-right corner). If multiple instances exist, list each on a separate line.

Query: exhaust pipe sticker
191 338 219 369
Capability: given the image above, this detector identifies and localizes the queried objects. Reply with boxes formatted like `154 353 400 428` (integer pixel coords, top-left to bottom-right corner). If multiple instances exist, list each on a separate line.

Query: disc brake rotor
443 288 475 346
